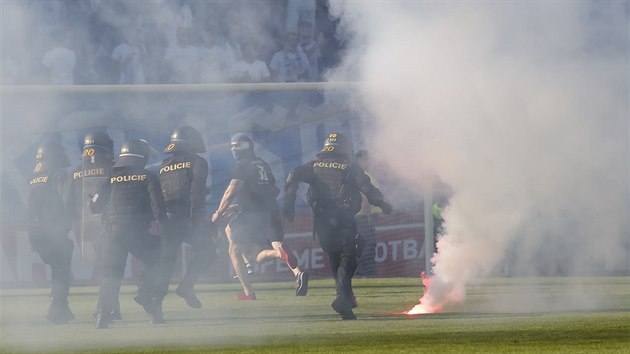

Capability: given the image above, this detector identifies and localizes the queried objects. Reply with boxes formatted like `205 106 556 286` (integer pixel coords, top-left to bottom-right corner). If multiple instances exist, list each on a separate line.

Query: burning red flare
405 271 442 316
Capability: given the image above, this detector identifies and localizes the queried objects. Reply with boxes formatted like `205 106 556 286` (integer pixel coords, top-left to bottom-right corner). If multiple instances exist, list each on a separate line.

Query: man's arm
283 164 311 221
212 179 243 222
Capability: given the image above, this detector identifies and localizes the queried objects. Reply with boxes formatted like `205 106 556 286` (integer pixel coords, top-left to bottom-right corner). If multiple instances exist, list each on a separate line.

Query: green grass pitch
1 277 629 353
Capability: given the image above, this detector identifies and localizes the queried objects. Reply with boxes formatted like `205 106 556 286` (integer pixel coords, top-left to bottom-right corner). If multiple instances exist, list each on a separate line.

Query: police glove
380 202 393 215
88 193 101 213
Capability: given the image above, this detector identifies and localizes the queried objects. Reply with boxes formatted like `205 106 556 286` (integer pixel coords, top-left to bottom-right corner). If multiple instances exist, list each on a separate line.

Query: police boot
93 302 101 320
61 304 75 321
49 268 72 323
97 278 119 328
46 301 69 324
151 298 165 324
331 296 357 320
94 302 121 320
111 300 122 321
175 284 202 309
96 312 110 329
134 288 156 315
93 296 104 319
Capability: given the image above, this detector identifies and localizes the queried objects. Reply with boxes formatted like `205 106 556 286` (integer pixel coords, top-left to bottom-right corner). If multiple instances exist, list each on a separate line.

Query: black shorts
229 211 271 248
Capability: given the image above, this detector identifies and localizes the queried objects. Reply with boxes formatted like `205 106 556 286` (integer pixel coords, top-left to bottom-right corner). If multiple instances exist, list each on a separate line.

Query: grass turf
1 277 629 353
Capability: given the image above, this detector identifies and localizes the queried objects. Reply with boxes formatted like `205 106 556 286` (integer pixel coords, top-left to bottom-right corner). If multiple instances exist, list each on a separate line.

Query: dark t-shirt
231 157 279 213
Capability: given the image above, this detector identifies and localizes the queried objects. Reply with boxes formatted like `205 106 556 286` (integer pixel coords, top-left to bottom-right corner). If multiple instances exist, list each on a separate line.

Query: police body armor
28 166 71 236
106 167 153 225
159 153 197 219
73 156 113 243
309 156 361 217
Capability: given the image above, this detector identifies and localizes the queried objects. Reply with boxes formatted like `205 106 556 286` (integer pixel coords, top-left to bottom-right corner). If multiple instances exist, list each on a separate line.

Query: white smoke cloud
329 1 629 311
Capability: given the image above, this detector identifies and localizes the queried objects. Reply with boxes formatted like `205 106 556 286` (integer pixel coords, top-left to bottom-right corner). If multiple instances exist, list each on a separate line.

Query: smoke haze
328 1 629 311
1 4 628 348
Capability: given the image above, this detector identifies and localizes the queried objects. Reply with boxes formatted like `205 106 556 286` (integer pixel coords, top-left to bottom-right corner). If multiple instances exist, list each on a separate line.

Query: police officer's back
158 125 212 309
27 140 75 324
93 141 164 226
90 139 166 328
285 133 391 222
160 126 208 223
71 131 119 319
284 132 392 320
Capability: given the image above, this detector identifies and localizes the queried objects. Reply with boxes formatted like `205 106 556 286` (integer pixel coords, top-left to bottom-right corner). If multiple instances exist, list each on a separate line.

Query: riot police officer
90 139 166 328
71 131 121 320
27 140 75 324
283 133 392 320
157 126 214 308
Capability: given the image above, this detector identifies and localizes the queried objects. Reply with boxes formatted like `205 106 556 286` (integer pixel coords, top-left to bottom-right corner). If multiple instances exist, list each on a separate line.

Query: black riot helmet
230 133 255 161
82 130 114 158
35 140 70 170
113 139 151 168
164 125 206 154
317 132 354 159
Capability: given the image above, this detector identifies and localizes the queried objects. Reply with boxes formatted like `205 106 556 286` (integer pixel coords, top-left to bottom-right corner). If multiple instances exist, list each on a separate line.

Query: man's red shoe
237 293 257 301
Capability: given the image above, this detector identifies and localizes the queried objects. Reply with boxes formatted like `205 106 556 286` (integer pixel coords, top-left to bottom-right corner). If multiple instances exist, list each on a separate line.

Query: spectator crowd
5 0 343 86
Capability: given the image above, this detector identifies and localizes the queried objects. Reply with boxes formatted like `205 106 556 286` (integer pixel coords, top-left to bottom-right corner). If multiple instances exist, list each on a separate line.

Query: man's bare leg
255 242 301 276
226 226 254 296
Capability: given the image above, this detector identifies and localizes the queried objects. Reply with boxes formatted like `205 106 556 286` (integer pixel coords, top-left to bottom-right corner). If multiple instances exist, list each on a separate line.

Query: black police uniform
71 139 117 317
90 144 166 328
27 144 75 324
229 155 283 246
158 150 213 307
284 134 391 320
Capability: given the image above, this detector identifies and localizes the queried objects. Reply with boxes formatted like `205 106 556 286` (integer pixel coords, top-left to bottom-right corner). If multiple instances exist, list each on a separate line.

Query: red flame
405 271 442 316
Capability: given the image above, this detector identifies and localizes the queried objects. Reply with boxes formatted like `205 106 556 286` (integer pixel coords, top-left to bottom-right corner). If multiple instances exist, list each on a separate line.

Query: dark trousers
28 233 73 305
156 218 214 298
356 214 378 277
314 212 359 300
97 223 160 317
92 229 120 313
